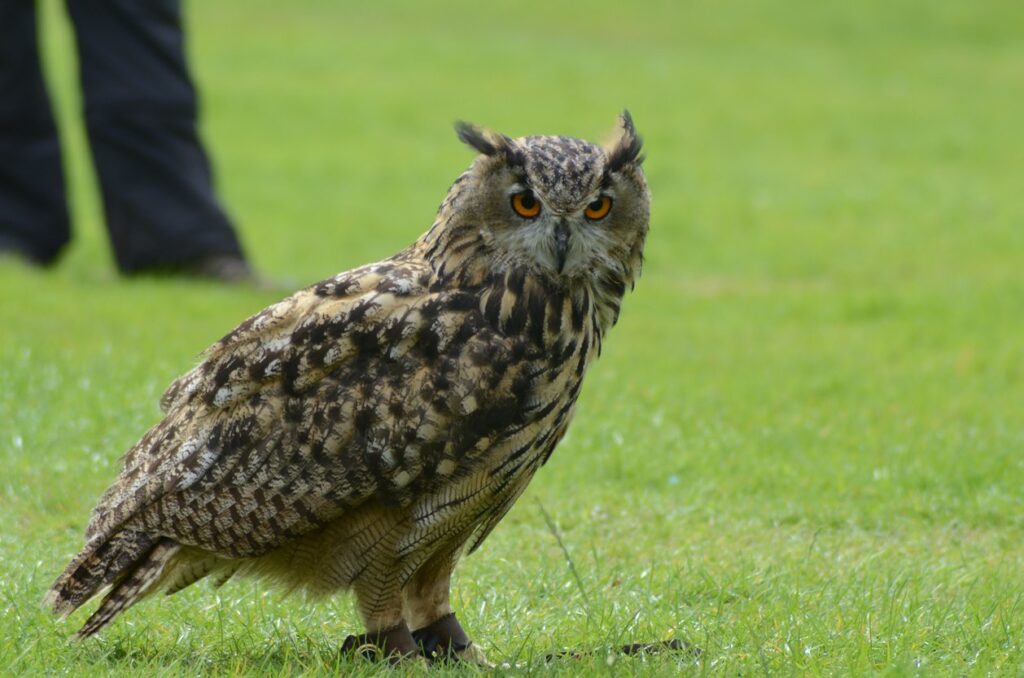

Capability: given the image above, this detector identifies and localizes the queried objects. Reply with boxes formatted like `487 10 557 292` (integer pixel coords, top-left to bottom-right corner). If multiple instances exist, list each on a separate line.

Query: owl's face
438 113 649 295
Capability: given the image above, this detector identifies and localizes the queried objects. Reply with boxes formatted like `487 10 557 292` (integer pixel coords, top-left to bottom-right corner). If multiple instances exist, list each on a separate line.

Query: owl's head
423 112 649 306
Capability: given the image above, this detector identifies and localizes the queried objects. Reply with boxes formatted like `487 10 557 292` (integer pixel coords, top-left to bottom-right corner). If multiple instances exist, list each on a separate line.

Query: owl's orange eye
511 191 541 219
584 196 612 220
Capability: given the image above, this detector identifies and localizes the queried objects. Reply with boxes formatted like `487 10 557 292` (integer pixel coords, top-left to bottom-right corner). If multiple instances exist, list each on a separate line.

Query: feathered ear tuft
454 121 511 157
604 110 645 173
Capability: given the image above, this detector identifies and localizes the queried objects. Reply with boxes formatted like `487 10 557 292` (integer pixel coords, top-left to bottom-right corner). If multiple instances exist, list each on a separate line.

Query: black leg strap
341 620 418 663
411 612 472 660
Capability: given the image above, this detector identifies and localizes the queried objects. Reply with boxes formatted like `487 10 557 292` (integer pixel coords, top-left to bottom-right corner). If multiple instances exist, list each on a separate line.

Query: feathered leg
343 576 418 663
404 552 490 665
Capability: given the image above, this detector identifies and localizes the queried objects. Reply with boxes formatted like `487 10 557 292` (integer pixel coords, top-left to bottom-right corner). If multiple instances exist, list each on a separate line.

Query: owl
44 112 649 664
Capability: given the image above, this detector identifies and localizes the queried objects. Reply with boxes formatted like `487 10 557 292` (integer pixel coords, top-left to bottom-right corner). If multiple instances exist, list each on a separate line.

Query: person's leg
0 0 71 265
65 0 247 274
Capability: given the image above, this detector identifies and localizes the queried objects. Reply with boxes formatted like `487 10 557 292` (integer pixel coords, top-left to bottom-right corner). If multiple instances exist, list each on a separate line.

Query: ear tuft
605 109 645 173
454 121 510 156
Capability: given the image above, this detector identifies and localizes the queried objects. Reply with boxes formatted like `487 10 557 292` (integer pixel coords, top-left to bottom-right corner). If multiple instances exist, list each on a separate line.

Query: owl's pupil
589 199 602 210
520 193 536 209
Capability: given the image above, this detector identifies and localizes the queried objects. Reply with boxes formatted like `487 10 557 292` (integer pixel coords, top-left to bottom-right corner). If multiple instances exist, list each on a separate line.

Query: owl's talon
341 621 419 664
454 642 493 667
412 612 490 665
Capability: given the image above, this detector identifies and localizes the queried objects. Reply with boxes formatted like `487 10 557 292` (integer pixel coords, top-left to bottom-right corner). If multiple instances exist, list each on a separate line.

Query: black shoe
134 254 287 290
0 238 46 267
181 254 257 283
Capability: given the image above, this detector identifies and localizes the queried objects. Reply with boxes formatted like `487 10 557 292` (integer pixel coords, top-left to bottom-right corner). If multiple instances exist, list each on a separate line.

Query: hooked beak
554 221 570 273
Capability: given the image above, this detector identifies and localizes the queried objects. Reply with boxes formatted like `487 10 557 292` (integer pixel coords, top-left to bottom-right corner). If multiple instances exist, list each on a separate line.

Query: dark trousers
0 0 243 272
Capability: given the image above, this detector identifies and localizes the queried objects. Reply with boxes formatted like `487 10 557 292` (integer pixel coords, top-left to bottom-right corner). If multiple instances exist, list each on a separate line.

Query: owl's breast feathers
84 253 601 560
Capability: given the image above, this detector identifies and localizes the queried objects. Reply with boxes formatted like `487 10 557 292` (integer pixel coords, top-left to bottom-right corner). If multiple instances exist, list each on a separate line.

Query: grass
2 0 1023 674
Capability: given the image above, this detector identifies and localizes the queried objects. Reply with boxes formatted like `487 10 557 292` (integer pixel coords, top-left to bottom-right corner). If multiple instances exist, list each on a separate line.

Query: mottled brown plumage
45 112 650 662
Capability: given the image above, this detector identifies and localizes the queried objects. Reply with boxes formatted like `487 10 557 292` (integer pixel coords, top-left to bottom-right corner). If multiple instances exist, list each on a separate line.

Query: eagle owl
45 112 649 663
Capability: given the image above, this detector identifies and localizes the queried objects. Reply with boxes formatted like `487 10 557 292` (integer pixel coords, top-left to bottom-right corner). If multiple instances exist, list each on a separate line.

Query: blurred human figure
0 0 254 282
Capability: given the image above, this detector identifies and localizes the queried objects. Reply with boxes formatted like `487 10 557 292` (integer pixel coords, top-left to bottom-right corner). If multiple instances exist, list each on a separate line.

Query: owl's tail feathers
72 538 179 639
42 531 179 638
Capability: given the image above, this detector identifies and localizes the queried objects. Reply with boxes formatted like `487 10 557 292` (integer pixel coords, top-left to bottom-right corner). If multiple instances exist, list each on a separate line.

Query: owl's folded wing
82 256 538 558
84 259 434 540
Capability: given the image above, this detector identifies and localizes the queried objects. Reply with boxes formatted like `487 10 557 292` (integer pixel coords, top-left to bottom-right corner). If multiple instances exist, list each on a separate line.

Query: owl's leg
403 554 491 666
343 578 418 663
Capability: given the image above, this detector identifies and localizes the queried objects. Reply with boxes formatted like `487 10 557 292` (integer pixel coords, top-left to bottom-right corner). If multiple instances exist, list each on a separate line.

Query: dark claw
620 639 701 656
545 638 701 661
411 612 472 662
341 620 418 664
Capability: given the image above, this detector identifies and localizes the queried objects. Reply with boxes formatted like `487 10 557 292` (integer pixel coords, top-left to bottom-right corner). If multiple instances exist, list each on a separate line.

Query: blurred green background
2 0 1023 674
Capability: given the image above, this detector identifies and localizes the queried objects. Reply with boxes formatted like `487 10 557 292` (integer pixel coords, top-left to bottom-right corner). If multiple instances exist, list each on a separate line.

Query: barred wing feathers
45 256 533 618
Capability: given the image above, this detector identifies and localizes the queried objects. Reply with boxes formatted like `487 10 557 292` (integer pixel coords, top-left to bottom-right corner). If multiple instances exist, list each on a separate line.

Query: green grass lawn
3 0 1024 674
